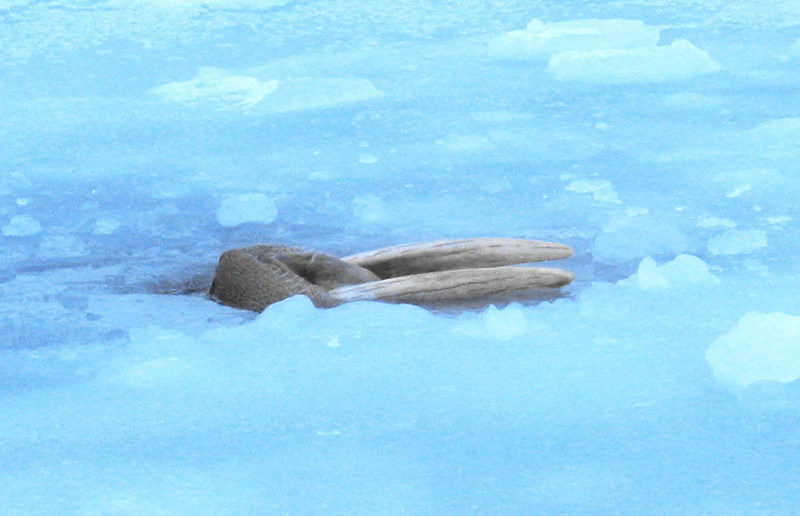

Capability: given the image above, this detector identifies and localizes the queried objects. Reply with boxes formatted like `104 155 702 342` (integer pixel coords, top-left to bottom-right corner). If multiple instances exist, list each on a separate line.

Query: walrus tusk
209 238 575 311
343 238 573 278
330 267 575 304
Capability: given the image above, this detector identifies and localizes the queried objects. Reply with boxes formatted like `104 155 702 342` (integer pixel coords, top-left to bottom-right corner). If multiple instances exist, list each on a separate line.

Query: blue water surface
2 1 800 514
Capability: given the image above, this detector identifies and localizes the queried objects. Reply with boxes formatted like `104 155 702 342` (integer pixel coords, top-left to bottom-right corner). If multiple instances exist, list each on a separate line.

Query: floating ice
216 192 278 227
2 214 42 237
258 77 384 113
662 92 724 109
488 19 660 61
628 255 718 291
765 215 792 225
565 179 621 204
707 312 800 389
480 176 513 194
725 184 752 198
152 67 281 108
710 168 786 200
632 256 670 289
592 212 689 264
93 217 121 235
152 68 383 112
438 134 495 153
549 39 720 84
746 118 800 157
483 304 529 341
357 153 379 165
707 229 768 255
453 304 532 341
352 195 386 223
697 216 736 229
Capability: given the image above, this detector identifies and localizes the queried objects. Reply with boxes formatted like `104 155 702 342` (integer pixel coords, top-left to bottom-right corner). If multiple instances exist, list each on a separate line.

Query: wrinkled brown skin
209 245 378 310
209 239 575 312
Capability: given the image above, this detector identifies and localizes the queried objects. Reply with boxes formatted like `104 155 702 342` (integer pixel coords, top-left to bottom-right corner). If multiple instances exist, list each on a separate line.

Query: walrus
209 238 575 311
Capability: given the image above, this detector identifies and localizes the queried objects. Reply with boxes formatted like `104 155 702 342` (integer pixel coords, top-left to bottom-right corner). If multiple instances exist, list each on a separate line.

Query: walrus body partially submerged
209 238 575 311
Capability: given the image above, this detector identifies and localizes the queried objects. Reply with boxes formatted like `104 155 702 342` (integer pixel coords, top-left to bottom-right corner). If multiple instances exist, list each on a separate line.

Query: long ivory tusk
330 267 575 304
343 238 574 278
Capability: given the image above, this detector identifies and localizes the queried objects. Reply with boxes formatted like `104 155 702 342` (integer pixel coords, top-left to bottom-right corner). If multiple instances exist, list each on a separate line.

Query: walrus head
210 238 575 312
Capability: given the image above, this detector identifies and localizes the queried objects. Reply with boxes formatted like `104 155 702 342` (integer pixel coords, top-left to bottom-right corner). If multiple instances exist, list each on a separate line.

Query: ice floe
707 312 800 389
626 254 719 290
216 192 278 227
565 179 621 204
490 19 719 84
549 39 720 84
707 229 768 256
151 67 281 108
592 211 690 264
488 19 660 61
152 67 383 112
2 214 42 237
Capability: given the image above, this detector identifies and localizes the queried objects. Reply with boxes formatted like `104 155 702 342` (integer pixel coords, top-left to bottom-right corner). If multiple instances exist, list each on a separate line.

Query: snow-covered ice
548 39 721 84
2 1 800 514
490 19 719 84
488 19 661 61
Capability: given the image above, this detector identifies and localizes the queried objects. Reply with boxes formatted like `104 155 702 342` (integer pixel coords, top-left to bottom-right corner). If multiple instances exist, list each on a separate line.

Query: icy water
2 1 800 514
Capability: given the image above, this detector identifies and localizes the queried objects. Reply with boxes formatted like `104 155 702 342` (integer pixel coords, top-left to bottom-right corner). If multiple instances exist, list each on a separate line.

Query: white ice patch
565 179 621 204
697 216 737 229
592 212 689 264
488 19 660 61
454 304 531 341
725 184 752 198
152 68 383 112
480 177 513 194
2 214 42 237
484 304 529 341
746 118 800 157
151 67 281 108
707 312 800 389
93 217 121 235
662 92 724 109
549 39 720 84
357 154 379 165
707 229 768 255
438 134 495 153
765 215 792 226
258 77 383 113
216 192 278 227
627 255 719 291
352 195 386 224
